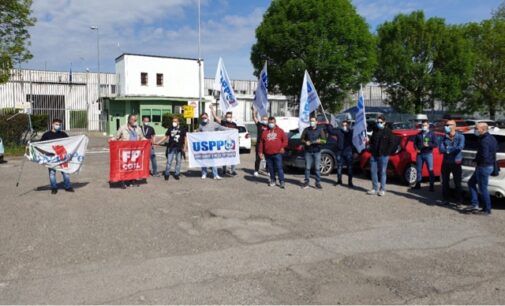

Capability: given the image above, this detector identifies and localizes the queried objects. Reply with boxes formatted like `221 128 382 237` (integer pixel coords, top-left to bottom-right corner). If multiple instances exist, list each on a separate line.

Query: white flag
352 85 367 153
253 61 269 117
213 57 238 112
26 135 89 174
298 70 321 131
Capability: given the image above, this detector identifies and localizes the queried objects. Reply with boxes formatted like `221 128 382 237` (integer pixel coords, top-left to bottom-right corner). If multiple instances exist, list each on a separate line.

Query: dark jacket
414 130 438 154
40 130 69 141
165 126 187 150
141 125 155 140
301 126 326 153
439 132 465 163
329 128 353 156
475 132 498 167
369 127 395 157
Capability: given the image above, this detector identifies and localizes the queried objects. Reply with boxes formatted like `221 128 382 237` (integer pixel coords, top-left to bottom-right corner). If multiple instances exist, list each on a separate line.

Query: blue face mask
310 121 317 128
201 119 208 125
376 123 384 129
474 129 480 136
422 126 429 133
268 123 275 129
260 120 268 126
54 125 61 132
444 126 451 134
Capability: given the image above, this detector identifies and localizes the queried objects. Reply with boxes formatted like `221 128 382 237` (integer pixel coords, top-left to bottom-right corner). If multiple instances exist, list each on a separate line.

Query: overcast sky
25 0 503 80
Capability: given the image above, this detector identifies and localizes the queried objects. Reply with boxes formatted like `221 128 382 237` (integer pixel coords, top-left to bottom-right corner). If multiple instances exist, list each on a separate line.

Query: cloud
353 0 419 29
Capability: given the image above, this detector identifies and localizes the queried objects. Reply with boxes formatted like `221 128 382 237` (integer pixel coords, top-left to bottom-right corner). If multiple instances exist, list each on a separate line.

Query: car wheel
320 153 334 176
403 164 417 186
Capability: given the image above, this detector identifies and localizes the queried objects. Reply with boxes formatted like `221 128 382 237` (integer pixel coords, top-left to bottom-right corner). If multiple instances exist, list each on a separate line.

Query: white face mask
226 118 232 123
172 122 178 128
143 122 149 126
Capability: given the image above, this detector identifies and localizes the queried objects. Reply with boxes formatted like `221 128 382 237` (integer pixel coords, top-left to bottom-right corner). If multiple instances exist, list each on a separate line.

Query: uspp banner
26 135 89 174
109 140 151 182
188 129 240 168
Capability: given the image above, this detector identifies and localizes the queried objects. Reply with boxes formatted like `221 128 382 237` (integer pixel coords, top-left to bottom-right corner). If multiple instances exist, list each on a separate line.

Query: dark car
283 124 357 176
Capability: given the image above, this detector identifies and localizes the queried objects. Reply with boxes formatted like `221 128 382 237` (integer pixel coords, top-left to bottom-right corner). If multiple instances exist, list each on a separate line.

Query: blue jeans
265 154 285 183
150 145 158 175
304 151 321 184
371 155 389 192
416 152 434 185
222 164 237 175
201 166 219 177
49 169 71 190
337 152 353 182
165 147 182 176
468 166 494 213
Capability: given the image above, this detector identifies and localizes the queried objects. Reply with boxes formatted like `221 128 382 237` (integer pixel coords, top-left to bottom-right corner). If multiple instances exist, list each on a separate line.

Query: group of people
41 109 499 215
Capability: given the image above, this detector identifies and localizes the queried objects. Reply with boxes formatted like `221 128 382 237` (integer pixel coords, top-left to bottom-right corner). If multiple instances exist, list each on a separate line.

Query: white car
237 124 252 153
0 137 4 163
275 116 299 133
450 128 505 198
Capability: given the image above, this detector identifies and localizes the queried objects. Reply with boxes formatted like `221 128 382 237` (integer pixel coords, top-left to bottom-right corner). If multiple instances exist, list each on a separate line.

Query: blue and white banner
352 85 367 153
253 61 269 117
26 135 89 174
298 70 321 131
188 129 240 168
213 57 238 112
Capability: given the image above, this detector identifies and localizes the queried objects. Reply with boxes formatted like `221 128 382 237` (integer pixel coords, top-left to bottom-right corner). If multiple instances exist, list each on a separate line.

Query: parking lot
1 138 505 304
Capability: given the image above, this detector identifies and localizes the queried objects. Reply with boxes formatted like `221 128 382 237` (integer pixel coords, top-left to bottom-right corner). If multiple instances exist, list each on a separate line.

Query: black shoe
120 182 127 189
164 174 169 181
411 183 421 190
349 183 354 188
174 175 180 180
316 183 322 190
64 187 75 193
429 185 435 192
51 189 58 194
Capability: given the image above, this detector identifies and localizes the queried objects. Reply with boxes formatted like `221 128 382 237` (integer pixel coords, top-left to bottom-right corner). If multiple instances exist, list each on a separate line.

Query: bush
31 114 49 132
70 110 88 129
161 113 188 130
0 110 29 146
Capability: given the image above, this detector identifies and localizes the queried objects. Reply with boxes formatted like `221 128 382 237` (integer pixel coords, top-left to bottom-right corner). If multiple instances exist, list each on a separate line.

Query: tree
463 19 505 119
250 0 376 112
0 0 36 84
493 1 505 20
375 11 473 114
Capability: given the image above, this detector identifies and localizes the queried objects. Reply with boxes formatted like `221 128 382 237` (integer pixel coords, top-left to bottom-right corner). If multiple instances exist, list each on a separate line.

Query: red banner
109 140 151 182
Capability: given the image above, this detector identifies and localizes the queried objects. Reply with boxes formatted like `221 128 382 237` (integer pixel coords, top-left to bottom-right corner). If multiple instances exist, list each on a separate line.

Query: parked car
450 128 505 198
434 119 471 133
275 116 299 133
237 124 251 153
464 119 497 129
283 123 356 176
359 129 445 185
390 122 413 130
0 137 4 163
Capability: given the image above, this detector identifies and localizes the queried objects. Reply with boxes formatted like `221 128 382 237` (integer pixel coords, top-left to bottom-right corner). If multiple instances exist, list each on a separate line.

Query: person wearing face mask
251 106 269 177
157 117 187 181
367 115 394 196
210 105 239 176
258 117 288 189
439 120 465 206
412 120 438 191
197 112 227 180
141 116 158 177
40 119 73 194
466 122 497 215
112 114 146 189
333 120 354 188
300 116 326 189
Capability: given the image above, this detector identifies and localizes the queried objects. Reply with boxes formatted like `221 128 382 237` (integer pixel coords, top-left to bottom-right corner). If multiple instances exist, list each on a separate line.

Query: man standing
40 119 73 194
197 112 226 180
367 115 395 196
141 116 158 177
335 120 354 188
210 105 238 176
301 116 326 189
251 106 269 177
412 120 437 191
467 123 497 215
113 114 146 189
439 120 465 205
157 117 187 181
259 117 288 189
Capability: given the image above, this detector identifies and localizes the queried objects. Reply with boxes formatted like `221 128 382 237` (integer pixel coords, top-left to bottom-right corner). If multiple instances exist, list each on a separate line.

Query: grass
4 145 26 157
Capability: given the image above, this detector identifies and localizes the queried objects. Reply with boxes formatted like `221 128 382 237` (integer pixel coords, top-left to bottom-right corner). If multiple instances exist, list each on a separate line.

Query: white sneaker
201 174 207 180
254 171 259 177
269 181 276 187
214 175 223 180
378 190 386 196
367 189 377 195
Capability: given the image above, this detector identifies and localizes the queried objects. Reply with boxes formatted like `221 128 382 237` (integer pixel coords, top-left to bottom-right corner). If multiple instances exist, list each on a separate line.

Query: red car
360 129 444 185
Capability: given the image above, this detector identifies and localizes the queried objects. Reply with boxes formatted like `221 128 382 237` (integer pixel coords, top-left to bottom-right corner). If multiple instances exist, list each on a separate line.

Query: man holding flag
252 61 269 177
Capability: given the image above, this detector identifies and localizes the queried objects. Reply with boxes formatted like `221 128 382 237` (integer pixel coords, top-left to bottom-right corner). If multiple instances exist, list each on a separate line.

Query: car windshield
238 126 247 133
464 134 505 153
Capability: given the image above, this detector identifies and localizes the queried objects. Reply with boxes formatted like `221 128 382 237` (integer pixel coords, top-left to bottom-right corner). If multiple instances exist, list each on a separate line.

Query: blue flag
253 61 269 117
352 85 367 153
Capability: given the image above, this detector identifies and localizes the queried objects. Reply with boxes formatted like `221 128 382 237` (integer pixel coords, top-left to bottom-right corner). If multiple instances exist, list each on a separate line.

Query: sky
25 0 503 80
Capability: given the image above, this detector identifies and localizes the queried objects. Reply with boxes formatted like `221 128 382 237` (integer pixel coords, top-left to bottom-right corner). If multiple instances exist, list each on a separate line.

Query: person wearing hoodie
412 120 438 191
467 122 498 215
258 117 288 189
439 120 465 205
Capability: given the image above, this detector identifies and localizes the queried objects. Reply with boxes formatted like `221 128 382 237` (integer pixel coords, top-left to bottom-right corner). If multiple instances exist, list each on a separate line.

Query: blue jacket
328 128 353 156
439 132 465 163
475 132 497 167
414 131 438 154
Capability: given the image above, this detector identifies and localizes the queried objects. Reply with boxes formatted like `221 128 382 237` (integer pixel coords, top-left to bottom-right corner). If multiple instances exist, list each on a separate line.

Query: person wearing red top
259 117 288 188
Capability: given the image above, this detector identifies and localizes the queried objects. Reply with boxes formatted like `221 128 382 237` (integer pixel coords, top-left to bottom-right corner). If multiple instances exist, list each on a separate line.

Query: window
152 109 162 122
111 85 116 94
141 72 148 86
156 73 163 86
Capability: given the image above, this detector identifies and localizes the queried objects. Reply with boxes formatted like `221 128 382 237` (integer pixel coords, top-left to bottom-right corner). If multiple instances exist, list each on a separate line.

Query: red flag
109 140 151 182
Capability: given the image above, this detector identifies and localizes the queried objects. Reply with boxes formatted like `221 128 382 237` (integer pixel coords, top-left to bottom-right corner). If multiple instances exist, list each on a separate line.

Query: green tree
376 11 473 114
493 1 505 20
250 0 376 112
463 19 505 119
0 0 36 84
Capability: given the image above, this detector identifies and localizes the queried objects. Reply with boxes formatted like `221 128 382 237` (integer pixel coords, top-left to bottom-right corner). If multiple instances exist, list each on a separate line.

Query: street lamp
90 26 100 104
